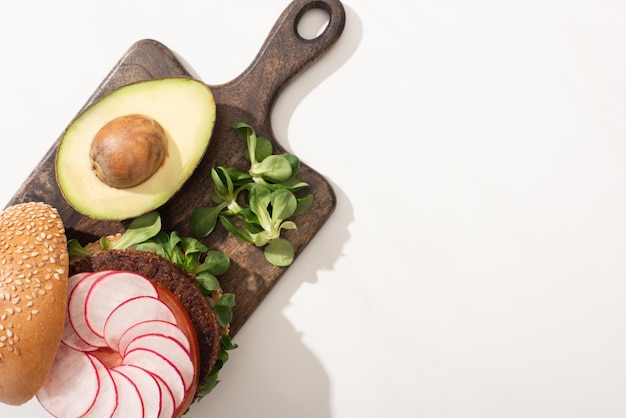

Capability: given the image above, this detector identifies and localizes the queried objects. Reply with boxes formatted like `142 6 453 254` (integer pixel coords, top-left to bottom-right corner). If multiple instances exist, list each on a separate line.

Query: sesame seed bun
0 202 68 405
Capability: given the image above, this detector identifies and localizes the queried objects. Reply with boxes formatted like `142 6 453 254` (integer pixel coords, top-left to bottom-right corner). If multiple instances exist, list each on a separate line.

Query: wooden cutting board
6 0 345 336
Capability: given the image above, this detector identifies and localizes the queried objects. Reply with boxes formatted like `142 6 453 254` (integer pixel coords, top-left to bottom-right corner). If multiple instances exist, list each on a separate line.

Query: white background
2 1 626 417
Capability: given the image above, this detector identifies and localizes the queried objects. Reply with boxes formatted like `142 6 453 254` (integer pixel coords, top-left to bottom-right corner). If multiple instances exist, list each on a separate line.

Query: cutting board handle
216 0 346 120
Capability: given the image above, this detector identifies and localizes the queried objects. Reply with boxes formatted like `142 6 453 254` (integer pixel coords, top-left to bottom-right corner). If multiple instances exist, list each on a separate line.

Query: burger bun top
0 202 68 405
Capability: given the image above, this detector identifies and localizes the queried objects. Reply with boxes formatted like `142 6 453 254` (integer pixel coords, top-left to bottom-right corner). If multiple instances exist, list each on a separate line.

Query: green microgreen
67 239 92 258
111 211 162 250
213 292 236 327
190 122 313 267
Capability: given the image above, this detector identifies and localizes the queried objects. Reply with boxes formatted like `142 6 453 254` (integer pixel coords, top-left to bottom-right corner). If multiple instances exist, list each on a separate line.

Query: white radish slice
104 296 177 351
118 320 190 356
115 364 162 418
110 369 144 418
124 334 194 391
67 271 90 291
62 273 98 351
123 348 186 408
85 271 158 338
83 355 118 418
37 343 100 418
153 374 176 418
67 271 111 348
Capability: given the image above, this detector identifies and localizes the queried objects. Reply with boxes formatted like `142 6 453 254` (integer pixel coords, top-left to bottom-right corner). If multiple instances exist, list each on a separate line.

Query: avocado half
55 77 216 220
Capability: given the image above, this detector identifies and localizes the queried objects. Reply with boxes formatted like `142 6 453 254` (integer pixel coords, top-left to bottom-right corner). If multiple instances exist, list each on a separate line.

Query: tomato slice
155 283 200 417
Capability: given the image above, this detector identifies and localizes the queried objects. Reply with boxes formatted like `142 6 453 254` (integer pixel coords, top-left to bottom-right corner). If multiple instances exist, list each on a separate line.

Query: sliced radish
62 273 99 351
85 271 158 338
118 320 190 356
83 355 118 418
43 269 201 417
124 334 194 391
109 369 144 418
67 271 111 348
153 374 176 418
123 348 186 408
115 364 162 418
37 343 100 418
104 296 177 351
67 271 90 290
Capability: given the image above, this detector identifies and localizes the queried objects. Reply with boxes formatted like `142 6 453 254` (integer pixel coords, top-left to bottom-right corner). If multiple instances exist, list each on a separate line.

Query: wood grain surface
6 0 345 336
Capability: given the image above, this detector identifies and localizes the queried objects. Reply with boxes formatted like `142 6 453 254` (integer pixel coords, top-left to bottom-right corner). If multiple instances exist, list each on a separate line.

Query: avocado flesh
56 77 216 220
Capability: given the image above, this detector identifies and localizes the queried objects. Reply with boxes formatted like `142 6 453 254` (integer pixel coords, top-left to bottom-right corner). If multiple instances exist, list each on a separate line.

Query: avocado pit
90 114 168 189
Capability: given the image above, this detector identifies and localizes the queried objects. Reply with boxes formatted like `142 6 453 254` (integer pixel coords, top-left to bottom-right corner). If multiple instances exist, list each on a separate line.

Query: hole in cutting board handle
296 4 331 40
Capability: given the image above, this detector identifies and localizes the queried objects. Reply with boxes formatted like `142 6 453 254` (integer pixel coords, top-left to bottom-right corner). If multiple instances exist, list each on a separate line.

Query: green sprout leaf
219 215 256 244
264 238 295 266
112 211 161 249
232 122 259 164
196 250 231 276
250 154 293 183
195 273 221 293
67 239 91 258
248 184 272 233
134 241 166 258
99 236 111 250
214 293 236 327
293 194 314 217
243 135 273 163
190 205 224 238
269 188 297 221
